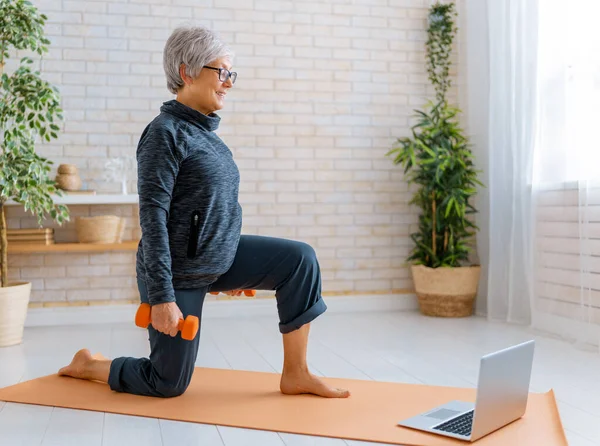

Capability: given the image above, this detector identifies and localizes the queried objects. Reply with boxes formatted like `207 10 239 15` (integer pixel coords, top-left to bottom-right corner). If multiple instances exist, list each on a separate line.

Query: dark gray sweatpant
107 234 327 397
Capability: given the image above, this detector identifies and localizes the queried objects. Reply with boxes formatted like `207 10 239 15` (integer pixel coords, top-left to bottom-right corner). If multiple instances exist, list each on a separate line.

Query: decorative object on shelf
0 0 70 347
75 215 125 244
104 156 136 195
386 2 483 318
55 163 82 191
7 228 55 245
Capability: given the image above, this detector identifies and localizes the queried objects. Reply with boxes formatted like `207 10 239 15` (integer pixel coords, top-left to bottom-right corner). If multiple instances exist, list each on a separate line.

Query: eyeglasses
203 66 237 84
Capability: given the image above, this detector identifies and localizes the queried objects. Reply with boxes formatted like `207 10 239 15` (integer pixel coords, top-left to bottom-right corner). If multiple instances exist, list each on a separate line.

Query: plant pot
0 281 32 347
411 264 480 317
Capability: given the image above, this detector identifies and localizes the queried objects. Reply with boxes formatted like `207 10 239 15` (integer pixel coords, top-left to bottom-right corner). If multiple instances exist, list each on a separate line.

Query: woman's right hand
151 302 184 337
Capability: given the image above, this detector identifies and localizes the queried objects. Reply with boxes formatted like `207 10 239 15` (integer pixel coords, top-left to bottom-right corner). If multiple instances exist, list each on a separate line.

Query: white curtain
485 0 538 325
485 0 600 351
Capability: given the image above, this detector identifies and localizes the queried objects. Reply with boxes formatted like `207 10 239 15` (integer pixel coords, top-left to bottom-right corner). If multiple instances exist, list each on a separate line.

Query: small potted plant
387 2 483 317
0 0 69 346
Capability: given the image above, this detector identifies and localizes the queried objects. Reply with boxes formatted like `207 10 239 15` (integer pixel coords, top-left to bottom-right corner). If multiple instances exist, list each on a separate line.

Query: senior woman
58 25 349 399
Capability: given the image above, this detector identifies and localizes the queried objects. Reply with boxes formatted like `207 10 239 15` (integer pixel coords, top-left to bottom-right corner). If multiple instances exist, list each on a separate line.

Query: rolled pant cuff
107 356 127 392
279 298 327 334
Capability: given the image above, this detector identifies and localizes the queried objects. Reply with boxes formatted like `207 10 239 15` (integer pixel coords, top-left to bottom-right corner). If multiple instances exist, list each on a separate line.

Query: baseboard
24 293 418 327
532 311 600 347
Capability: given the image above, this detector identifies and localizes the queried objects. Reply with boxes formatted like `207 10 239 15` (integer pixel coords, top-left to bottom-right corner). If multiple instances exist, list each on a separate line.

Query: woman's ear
179 64 193 87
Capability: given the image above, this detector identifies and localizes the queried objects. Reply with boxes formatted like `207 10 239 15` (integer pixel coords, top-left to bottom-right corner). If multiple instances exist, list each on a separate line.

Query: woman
58 25 350 399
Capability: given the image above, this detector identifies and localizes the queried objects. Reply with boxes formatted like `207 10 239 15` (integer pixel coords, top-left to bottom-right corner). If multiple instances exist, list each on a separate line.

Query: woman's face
178 57 234 115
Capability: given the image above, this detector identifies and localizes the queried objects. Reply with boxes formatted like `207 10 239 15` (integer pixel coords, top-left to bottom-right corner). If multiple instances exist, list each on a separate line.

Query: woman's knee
154 380 189 398
148 356 195 398
283 240 321 291
151 369 193 397
292 241 319 268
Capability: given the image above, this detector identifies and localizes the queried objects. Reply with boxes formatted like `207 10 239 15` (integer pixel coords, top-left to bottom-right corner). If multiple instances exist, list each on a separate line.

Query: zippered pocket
187 210 201 259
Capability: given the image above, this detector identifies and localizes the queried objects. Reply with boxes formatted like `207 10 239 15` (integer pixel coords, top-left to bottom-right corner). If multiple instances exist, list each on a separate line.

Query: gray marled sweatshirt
135 100 242 305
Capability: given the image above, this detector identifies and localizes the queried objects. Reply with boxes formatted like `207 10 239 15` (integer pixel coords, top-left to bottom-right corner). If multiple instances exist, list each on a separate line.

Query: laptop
397 339 535 442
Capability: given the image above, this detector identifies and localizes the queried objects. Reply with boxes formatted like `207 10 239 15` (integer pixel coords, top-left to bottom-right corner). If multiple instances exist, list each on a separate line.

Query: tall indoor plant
0 0 69 346
387 2 483 317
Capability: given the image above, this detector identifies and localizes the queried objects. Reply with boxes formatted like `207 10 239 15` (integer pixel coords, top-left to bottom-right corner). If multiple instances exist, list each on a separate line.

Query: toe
338 388 351 398
328 387 350 398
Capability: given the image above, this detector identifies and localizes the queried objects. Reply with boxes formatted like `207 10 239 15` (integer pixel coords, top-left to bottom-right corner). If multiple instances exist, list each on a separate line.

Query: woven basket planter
411 264 481 317
75 215 125 244
0 281 32 347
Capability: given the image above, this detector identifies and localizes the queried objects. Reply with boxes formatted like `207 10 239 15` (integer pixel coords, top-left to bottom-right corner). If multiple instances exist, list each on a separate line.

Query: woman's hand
223 290 243 296
151 302 184 337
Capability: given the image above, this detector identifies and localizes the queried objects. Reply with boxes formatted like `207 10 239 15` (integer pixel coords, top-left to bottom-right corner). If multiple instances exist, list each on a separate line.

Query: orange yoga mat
0 367 567 445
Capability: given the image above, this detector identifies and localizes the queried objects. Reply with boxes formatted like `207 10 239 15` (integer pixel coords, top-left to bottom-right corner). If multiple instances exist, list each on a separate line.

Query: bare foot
280 368 350 398
58 348 94 379
91 352 108 361
58 348 111 383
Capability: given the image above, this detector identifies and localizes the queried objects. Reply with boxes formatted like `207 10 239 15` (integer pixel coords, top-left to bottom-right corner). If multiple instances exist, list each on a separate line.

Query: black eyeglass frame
203 66 237 84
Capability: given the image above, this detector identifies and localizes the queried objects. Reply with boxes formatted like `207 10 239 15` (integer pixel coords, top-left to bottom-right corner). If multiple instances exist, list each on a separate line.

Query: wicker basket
411 264 481 317
75 215 126 244
0 282 32 347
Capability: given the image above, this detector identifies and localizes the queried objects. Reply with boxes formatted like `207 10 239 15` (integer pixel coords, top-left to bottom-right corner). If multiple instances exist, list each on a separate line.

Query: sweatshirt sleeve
136 124 185 306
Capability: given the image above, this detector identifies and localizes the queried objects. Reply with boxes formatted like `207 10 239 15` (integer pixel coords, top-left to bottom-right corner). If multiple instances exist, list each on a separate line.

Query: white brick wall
535 187 600 326
4 0 461 305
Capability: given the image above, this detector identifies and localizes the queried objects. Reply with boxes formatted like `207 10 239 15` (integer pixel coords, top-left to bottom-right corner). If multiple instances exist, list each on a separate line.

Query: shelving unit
8 241 139 254
3 193 139 206
5 194 140 254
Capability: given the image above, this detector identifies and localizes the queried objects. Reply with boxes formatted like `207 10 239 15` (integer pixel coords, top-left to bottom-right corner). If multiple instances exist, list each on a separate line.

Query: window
533 0 600 184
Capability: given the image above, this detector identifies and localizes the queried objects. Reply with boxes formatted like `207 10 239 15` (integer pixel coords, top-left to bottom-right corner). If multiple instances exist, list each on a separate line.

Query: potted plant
0 0 69 346
387 2 483 317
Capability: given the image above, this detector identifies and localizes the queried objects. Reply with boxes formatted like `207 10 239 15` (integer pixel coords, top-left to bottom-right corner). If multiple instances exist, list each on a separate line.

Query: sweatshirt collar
160 99 220 132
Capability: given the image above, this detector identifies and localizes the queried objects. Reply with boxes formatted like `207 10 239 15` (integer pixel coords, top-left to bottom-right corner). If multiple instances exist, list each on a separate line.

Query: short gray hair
163 24 234 94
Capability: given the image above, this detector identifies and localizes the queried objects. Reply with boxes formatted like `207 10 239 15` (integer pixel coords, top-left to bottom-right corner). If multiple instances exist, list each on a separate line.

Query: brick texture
5 0 461 305
535 187 600 326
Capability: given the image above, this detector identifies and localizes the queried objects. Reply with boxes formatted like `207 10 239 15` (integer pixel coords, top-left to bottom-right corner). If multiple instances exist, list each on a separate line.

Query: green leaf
0 0 69 234
445 196 454 218
386 102 484 267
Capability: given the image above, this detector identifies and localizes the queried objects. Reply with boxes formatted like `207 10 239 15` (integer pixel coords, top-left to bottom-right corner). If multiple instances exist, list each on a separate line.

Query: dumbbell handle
135 303 199 341
175 318 186 332
149 315 189 334
210 289 256 296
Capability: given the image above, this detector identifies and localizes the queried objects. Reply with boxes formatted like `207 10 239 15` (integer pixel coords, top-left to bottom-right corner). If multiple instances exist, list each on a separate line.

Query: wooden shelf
4 193 139 206
8 241 139 254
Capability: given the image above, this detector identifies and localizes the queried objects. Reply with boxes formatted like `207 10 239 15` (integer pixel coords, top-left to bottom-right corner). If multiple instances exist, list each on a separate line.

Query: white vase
0 281 32 347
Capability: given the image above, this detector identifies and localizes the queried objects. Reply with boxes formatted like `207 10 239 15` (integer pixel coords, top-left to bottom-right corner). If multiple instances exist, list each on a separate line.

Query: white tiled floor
0 309 598 445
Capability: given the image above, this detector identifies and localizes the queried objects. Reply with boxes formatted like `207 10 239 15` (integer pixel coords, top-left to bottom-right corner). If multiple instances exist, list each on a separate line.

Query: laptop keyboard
433 410 474 437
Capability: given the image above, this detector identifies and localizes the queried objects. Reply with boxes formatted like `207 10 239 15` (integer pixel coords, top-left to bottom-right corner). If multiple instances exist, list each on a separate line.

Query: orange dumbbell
209 289 256 297
134 303 199 341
